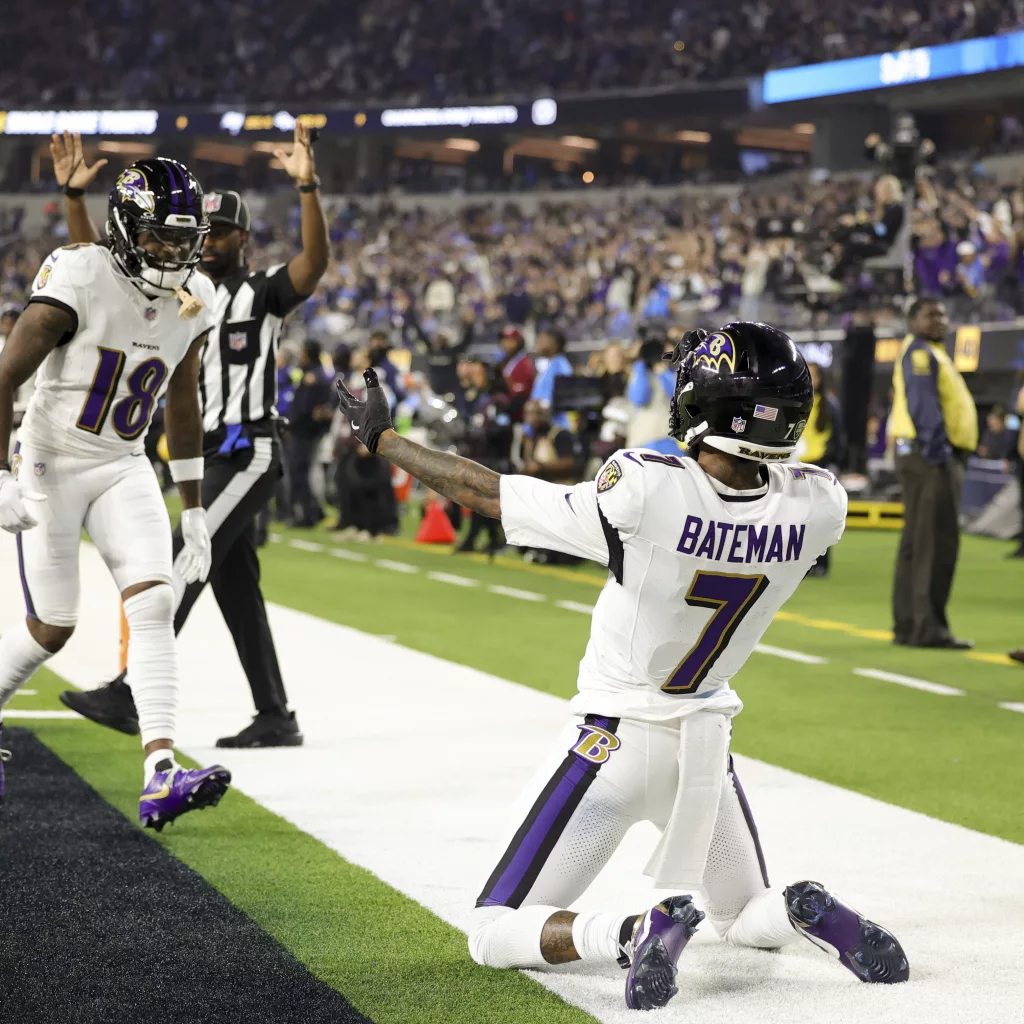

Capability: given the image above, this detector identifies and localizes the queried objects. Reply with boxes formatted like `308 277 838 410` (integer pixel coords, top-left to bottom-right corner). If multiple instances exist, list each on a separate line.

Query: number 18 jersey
499 450 847 723
22 243 216 459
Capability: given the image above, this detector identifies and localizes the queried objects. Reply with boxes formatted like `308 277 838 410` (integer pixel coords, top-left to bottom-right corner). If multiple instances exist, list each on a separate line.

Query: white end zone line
556 600 595 614
288 538 325 553
854 667 965 696
329 547 369 562
487 584 545 601
999 702 1024 714
3 710 83 720
754 644 827 665
427 572 480 587
374 559 420 574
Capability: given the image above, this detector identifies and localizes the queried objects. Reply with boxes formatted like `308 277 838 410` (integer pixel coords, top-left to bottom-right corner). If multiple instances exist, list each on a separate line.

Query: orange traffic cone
416 500 457 544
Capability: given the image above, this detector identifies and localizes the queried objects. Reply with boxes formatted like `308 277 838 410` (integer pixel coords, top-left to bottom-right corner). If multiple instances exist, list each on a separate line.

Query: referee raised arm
52 126 329 747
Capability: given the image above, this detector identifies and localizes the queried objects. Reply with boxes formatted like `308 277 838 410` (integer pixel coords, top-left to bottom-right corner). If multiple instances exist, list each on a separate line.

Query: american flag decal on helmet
753 404 778 422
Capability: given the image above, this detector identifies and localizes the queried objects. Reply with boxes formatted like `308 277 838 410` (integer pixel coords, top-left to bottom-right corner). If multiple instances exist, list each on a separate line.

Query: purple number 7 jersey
499 451 847 723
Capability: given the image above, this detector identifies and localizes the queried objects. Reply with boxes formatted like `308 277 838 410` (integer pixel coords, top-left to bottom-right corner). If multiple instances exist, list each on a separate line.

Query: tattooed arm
377 429 502 518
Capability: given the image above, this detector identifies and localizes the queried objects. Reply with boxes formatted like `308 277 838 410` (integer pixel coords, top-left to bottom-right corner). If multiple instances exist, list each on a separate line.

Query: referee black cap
203 190 252 232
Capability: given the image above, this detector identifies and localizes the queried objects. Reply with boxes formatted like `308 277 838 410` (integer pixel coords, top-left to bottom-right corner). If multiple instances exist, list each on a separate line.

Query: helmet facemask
110 207 208 293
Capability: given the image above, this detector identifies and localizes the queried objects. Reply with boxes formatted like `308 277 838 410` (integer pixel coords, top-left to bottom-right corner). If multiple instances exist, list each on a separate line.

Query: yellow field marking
298 528 1017 668
968 652 1019 667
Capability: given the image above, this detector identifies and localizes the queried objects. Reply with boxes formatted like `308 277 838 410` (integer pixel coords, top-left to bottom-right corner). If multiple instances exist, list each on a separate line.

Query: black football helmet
107 158 209 292
668 322 813 462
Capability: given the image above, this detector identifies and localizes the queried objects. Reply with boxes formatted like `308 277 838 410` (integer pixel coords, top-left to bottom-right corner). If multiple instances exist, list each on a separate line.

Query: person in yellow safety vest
889 298 978 649
797 362 846 577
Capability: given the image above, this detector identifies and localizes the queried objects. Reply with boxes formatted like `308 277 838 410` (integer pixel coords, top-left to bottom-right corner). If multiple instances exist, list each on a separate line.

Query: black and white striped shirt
199 263 303 435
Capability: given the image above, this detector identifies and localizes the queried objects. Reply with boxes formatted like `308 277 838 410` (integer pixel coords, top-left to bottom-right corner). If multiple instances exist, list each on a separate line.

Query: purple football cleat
0 721 9 805
624 895 705 1010
785 880 909 984
139 762 231 831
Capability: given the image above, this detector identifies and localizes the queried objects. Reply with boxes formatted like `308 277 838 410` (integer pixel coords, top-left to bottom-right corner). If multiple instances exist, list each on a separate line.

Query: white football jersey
21 243 216 458
500 450 847 723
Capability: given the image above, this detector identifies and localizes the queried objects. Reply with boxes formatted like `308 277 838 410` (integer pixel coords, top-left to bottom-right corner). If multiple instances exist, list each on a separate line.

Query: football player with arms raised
0 158 230 828
336 323 908 1010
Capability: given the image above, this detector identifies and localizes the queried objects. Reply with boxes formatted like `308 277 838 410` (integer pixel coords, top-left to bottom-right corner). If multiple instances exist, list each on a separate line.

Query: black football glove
335 368 393 454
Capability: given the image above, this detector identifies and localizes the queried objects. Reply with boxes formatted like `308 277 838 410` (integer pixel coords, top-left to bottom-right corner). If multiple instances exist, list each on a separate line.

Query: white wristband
169 457 204 483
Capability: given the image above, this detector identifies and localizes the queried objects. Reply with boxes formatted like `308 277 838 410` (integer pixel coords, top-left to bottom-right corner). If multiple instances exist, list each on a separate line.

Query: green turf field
8 517 1023 1023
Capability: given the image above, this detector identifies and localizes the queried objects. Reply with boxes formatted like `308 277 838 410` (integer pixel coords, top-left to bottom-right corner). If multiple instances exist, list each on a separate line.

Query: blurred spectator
496 326 535 422
288 340 335 527
335 448 398 541
518 399 581 485
4 0 1022 105
977 405 1016 463
626 335 675 449
798 362 847 577
455 358 512 555
410 306 475 401
367 330 405 407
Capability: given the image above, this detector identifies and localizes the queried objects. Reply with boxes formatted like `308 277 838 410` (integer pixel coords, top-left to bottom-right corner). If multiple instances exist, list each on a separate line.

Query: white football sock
0 620 52 709
143 747 180 784
571 910 632 962
123 585 178 748
468 905 562 968
723 887 800 949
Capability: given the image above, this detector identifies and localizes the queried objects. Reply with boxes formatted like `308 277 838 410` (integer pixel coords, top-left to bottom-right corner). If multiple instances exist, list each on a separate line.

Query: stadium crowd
3 158 1024 547
3 0 1023 106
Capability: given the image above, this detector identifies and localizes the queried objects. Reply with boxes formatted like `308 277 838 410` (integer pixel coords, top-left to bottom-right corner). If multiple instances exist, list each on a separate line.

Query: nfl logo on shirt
34 462 46 476
228 331 247 352
144 306 157 321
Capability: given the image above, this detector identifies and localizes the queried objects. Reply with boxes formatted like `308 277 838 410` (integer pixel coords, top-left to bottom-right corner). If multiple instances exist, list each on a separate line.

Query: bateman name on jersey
677 515 806 563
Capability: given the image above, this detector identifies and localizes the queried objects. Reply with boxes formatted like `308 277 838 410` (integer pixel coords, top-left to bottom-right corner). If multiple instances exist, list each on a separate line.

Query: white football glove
0 470 45 534
179 507 213 584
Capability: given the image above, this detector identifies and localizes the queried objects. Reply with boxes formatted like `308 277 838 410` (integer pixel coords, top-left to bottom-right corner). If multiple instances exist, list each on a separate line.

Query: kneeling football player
335 322 908 1009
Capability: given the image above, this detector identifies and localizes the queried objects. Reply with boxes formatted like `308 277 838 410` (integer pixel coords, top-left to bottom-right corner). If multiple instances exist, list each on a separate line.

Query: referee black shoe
59 674 140 735
216 710 303 748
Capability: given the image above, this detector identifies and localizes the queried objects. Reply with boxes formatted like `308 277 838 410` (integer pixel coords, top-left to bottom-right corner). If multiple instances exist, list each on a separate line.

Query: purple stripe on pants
485 757 591 906
729 755 769 888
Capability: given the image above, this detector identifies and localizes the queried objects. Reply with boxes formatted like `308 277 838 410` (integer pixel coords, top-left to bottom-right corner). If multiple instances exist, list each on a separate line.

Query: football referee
51 127 329 746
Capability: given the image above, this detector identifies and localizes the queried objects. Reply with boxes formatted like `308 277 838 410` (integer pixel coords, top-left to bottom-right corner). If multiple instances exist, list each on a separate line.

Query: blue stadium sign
761 29 1024 104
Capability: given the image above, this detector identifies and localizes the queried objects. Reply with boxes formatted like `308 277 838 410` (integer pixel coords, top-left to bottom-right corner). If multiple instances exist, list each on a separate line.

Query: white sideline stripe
427 571 479 587
4 540 1024 1023
556 600 595 614
999 702 1024 714
268 533 282 543
374 558 419 574
11 689 38 696
853 667 966 696
3 710 83 720
754 644 827 665
488 584 545 601
328 547 369 562
288 539 324 553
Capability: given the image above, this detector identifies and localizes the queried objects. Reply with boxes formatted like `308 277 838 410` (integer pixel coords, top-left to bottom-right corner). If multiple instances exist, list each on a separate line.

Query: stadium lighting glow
560 135 599 150
581 171 595 184
444 138 481 152
792 123 816 134
381 105 518 128
761 28 1024 104
676 130 711 144
1 109 158 135
674 41 686 52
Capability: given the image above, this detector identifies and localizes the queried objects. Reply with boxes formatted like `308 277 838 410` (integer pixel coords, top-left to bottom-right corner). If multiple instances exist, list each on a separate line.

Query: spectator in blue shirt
531 327 573 426
626 336 676 449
